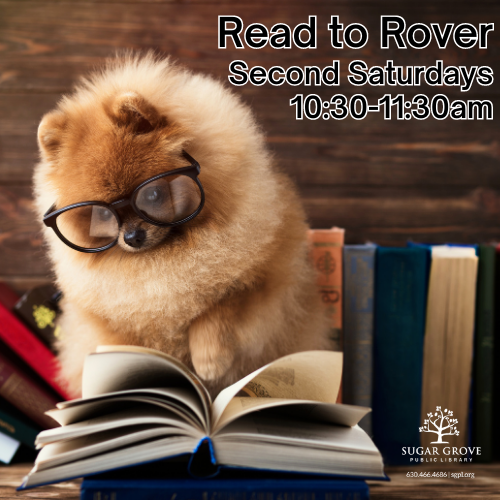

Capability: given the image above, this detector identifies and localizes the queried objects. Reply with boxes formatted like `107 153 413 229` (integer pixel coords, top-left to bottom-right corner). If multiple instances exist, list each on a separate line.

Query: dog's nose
124 228 147 248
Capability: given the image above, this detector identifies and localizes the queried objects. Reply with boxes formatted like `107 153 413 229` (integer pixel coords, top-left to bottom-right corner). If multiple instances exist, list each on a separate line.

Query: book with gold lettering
307 228 345 351
0 396 41 449
14 285 62 353
0 301 70 399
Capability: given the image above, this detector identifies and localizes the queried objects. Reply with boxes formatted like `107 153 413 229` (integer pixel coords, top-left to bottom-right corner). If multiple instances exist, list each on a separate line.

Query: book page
54 387 206 429
37 406 203 446
47 391 205 432
216 414 378 453
34 426 188 472
212 351 342 428
214 398 370 432
83 347 210 425
22 436 199 489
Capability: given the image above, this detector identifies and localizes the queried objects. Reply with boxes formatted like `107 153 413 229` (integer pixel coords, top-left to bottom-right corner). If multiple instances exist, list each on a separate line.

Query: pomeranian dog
33 53 331 398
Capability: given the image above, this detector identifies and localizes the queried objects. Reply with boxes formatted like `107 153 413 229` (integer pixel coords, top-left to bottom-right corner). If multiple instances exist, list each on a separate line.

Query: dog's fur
34 53 331 398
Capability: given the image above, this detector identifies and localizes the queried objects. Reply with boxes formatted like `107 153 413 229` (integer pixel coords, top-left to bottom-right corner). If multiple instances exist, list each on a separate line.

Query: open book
20 346 385 489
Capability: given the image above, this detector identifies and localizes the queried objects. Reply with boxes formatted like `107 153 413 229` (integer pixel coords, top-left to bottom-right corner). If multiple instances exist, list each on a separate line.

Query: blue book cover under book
372 247 429 465
343 244 376 436
81 478 369 500
80 451 373 500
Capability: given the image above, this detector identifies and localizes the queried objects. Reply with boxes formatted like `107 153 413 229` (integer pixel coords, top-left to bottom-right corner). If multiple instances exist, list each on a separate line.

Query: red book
0 282 20 310
0 301 71 400
0 349 59 429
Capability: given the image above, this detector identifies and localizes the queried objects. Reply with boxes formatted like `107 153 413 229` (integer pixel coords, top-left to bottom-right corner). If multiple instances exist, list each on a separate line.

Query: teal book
343 244 376 435
0 397 41 449
372 247 429 465
473 244 496 462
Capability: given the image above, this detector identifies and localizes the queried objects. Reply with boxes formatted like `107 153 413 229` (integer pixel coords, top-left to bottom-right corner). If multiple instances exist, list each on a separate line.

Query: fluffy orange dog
34 54 331 397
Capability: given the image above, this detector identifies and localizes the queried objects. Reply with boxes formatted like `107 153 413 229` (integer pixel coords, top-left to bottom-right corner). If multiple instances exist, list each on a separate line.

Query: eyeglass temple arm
44 203 56 218
182 150 201 174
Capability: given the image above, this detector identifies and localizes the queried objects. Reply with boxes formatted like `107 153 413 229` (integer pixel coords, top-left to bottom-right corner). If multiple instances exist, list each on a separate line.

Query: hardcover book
0 281 20 310
493 244 500 460
19 346 385 489
473 244 495 462
307 228 345 351
80 477 370 500
14 285 62 352
420 246 478 450
0 344 60 429
342 244 376 436
0 396 41 449
0 300 70 399
372 247 429 465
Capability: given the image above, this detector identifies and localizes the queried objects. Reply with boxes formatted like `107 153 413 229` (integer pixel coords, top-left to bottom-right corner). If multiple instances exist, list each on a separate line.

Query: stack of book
0 283 70 464
17 346 386 498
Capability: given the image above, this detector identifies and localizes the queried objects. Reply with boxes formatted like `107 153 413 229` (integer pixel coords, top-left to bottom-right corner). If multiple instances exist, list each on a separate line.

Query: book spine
307 228 345 351
0 351 59 429
0 301 70 399
0 282 20 310
473 244 495 462
81 480 369 500
0 406 39 449
13 286 62 353
420 250 478 452
372 247 428 465
493 245 500 460
342 245 375 436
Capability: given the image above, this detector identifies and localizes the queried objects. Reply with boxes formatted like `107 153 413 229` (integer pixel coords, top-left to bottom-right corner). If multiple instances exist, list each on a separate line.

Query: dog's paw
191 349 234 381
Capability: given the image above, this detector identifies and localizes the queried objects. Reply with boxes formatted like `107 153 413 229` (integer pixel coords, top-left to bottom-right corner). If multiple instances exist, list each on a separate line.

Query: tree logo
419 406 459 444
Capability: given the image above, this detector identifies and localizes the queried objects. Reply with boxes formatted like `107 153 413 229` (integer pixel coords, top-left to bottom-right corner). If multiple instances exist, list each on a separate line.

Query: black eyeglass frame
43 151 205 253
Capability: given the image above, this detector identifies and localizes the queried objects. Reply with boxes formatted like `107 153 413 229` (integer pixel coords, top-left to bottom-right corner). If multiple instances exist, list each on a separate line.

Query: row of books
0 283 70 463
308 227 498 464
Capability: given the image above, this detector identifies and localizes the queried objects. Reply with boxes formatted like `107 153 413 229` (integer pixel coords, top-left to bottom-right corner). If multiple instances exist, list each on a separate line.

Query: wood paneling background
0 1 499 291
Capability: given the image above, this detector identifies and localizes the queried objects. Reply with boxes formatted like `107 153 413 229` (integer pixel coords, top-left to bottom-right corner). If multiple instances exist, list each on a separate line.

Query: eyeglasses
43 151 205 253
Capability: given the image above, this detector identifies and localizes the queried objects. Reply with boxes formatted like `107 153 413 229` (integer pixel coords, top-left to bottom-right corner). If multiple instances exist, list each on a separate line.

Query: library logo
419 406 459 443
402 405 481 462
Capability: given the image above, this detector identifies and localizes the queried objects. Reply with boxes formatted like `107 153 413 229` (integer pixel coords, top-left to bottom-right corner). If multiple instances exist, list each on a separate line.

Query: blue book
343 244 376 436
372 247 429 465
81 477 369 500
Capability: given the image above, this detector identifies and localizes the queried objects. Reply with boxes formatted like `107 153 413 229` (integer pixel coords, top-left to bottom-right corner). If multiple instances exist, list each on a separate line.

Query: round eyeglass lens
55 205 119 249
134 174 202 224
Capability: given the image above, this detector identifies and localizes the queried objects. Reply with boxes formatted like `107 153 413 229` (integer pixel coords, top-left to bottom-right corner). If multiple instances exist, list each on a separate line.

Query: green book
473 244 496 462
0 397 41 449
494 245 500 460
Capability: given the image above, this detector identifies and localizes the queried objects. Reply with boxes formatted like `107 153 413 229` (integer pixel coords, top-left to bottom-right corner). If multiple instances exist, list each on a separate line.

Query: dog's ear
111 92 167 134
38 110 67 162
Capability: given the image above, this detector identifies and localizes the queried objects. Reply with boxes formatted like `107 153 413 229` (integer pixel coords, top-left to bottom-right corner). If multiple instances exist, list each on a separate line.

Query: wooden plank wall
0 1 499 292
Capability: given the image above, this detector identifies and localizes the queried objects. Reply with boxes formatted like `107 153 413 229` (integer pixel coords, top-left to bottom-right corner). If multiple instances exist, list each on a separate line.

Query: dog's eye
96 207 113 221
143 186 164 203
